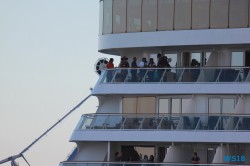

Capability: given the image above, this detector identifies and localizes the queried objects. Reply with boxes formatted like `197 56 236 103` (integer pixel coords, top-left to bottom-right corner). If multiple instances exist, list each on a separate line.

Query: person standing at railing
119 56 130 82
148 58 156 82
139 57 147 81
131 57 138 82
106 58 114 82
191 152 200 166
157 53 171 81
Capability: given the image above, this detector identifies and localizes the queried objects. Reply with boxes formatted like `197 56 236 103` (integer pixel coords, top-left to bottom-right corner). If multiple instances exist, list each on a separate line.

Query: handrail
99 67 250 83
60 161 245 166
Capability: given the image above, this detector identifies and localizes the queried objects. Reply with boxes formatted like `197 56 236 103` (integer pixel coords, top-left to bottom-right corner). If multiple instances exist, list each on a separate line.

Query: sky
0 1 117 166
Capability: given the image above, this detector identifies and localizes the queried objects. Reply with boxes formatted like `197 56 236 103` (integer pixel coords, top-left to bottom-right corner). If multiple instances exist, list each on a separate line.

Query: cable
0 94 92 165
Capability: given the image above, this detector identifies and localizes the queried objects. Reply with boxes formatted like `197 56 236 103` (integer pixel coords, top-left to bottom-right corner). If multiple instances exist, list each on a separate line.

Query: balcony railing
76 113 250 131
99 67 250 84
60 161 243 166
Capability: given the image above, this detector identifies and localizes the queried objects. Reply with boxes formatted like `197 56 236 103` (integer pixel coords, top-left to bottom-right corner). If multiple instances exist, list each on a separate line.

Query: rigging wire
0 94 92 165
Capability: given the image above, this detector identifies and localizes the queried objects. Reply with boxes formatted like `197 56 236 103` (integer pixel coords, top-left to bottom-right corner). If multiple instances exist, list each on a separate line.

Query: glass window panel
229 0 248 28
159 99 169 114
182 99 191 113
113 0 127 33
174 0 192 30
103 0 113 34
204 52 211 65
192 0 210 29
172 99 181 114
137 97 156 114
99 0 104 35
127 0 142 32
222 98 235 114
210 0 229 28
158 0 174 30
165 53 177 68
191 52 201 67
209 98 220 114
142 0 157 32
231 52 244 66
123 97 137 114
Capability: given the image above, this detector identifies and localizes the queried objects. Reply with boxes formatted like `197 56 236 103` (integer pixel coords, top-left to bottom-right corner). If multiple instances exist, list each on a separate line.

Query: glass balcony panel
91 115 108 129
105 115 123 129
123 116 143 129
78 114 250 131
77 115 94 130
99 67 250 84
141 117 158 129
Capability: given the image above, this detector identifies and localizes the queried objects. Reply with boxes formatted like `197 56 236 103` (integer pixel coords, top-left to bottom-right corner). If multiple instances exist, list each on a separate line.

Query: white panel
229 0 249 28
75 142 108 161
192 0 210 29
127 0 142 32
158 0 174 30
210 0 229 29
174 0 192 30
103 0 113 34
142 0 157 32
113 0 126 33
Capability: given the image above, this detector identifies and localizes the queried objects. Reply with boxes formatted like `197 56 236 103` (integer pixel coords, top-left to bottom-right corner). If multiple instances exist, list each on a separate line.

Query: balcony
60 162 235 166
98 67 250 84
76 113 250 131
91 67 250 95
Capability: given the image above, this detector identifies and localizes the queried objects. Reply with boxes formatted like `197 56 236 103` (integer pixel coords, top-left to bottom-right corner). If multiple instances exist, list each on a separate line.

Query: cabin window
231 51 244 66
113 0 127 33
172 98 181 114
208 97 235 114
158 0 174 30
127 0 142 32
122 97 156 114
191 52 201 67
99 0 104 35
222 98 235 114
142 0 157 32
208 98 221 114
159 98 169 114
103 0 113 34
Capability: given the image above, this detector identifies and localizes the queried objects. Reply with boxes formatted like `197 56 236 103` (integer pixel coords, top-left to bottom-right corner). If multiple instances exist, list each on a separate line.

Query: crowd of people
115 151 155 163
105 53 171 82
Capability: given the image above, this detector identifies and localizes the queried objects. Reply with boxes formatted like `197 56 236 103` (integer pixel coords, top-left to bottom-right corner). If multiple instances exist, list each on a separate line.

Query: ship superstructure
60 0 250 165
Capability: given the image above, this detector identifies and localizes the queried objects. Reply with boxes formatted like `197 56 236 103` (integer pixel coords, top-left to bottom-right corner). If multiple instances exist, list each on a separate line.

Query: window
209 98 220 114
159 98 169 114
172 98 181 114
222 98 235 114
113 0 126 33
208 97 235 114
103 0 113 34
123 97 156 114
231 51 244 66
127 0 142 32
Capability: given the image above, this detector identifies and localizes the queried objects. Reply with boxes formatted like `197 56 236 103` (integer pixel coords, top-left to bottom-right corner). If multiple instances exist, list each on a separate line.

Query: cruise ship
60 0 250 165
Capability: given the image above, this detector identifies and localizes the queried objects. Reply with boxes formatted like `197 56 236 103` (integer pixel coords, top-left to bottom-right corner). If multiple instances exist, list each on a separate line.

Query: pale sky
0 1 116 165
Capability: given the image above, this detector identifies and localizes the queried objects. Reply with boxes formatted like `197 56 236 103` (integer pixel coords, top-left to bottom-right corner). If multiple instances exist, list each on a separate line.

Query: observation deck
92 67 250 95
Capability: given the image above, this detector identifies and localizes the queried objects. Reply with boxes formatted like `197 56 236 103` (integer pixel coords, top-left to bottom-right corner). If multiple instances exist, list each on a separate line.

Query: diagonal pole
0 94 92 165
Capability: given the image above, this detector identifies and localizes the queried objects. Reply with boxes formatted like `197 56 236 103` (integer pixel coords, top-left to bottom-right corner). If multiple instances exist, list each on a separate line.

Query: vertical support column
108 141 111 162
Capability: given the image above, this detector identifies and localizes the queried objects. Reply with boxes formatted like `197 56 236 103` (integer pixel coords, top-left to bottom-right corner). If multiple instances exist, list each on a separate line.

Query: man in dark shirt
191 152 200 165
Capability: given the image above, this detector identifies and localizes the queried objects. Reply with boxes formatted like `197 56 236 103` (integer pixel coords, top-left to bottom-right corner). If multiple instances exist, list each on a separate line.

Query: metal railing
60 161 244 166
75 113 250 131
99 67 250 84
